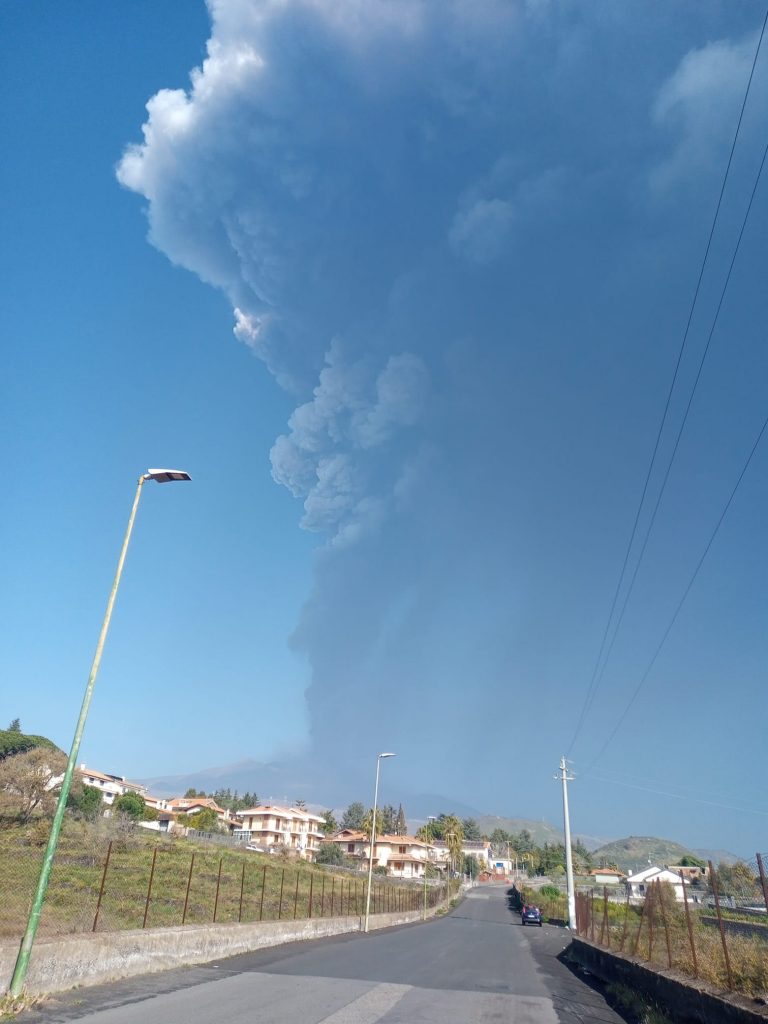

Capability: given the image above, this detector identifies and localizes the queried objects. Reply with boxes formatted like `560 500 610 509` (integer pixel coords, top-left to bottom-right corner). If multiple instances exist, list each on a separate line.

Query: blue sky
3 1 768 856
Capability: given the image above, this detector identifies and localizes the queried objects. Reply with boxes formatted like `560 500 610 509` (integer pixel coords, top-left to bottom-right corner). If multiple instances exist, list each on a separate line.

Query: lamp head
144 468 192 483
378 752 396 759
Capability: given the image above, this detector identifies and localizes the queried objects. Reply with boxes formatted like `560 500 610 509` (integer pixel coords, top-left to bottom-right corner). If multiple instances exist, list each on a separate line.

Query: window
399 846 406 855
348 843 355 853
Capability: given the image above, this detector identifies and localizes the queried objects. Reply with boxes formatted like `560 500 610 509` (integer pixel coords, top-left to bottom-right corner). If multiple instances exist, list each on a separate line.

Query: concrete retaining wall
566 937 768 1024
1 905 444 996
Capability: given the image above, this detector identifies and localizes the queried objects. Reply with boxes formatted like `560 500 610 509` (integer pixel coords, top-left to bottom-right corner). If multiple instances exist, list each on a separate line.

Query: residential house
166 796 241 831
625 866 688 902
668 863 708 881
235 805 325 860
323 829 436 879
589 868 625 886
432 839 492 872
77 765 147 808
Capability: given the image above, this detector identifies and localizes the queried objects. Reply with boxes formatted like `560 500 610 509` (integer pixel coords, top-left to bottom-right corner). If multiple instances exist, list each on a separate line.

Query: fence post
708 860 733 989
308 874 314 919
278 868 285 920
330 877 335 916
92 840 113 932
619 891 630 951
321 875 326 917
182 852 195 925
238 861 246 923
293 872 300 920
657 880 673 968
756 853 768 914
631 891 647 957
142 848 158 929
590 889 595 941
259 865 267 921
213 857 224 923
599 886 608 946
647 882 655 962
680 866 698 977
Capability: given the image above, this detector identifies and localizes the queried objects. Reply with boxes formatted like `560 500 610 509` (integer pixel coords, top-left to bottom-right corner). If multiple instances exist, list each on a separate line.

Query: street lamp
8 469 191 997
363 752 395 933
423 815 437 920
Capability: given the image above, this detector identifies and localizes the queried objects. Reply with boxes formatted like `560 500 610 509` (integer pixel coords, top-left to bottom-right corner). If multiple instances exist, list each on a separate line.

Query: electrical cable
583 771 768 818
584 404 768 771
578 131 768 722
566 9 768 756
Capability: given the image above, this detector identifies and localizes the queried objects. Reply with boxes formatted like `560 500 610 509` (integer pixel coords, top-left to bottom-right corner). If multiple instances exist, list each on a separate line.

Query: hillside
473 815 608 850
591 835 697 873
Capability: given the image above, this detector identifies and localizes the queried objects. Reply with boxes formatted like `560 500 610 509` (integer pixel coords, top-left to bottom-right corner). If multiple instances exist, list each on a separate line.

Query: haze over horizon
4 0 768 856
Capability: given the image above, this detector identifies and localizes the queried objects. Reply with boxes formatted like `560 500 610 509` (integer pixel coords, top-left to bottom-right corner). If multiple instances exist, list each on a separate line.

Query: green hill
0 728 61 761
591 835 697 873
475 815 564 847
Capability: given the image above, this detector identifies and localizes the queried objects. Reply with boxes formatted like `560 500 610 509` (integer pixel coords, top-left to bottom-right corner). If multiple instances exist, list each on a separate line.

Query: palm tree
442 815 463 874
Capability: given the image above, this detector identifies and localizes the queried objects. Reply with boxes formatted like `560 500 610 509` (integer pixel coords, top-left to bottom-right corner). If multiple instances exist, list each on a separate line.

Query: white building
323 829 436 878
625 866 688 902
235 805 325 861
77 765 147 807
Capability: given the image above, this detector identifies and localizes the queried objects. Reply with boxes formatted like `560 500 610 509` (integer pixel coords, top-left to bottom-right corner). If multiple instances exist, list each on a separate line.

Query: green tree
112 792 146 822
380 804 397 834
295 798 307 810
68 784 103 821
342 801 366 829
490 828 510 851
184 788 201 798
315 842 344 866
321 809 338 835
463 854 480 879
186 806 221 832
441 815 464 871
7 718 21 733
462 818 481 841
679 854 706 868
395 804 407 836
512 829 536 854
361 808 384 839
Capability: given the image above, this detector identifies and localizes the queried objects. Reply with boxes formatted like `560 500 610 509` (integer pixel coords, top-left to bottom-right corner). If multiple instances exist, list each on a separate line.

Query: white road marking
318 982 411 1023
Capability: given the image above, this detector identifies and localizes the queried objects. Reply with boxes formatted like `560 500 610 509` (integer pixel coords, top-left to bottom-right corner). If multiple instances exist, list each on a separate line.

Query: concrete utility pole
556 756 577 930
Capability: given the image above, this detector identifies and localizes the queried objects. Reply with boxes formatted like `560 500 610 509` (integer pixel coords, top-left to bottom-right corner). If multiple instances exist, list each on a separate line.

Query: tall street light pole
8 469 191 997
556 755 577 930
363 752 395 933
423 814 437 920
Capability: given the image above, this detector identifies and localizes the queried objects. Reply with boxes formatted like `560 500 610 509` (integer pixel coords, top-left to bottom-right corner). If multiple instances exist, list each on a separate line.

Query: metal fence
0 826 451 940
575 855 768 1000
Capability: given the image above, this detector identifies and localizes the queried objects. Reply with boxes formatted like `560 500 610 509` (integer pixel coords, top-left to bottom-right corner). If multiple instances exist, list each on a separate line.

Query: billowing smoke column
118 0 761 799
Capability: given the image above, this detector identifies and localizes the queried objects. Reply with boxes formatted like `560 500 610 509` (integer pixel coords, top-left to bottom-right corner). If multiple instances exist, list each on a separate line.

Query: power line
583 771 768 818
578 131 768 721
584 404 768 771
566 9 768 755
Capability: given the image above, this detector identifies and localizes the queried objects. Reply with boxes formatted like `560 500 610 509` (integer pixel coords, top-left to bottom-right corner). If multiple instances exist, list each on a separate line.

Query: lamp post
423 815 437 920
446 831 457 885
363 752 395 933
8 469 191 997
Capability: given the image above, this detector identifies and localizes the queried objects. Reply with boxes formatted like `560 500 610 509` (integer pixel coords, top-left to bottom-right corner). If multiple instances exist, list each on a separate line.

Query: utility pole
556 756 577 930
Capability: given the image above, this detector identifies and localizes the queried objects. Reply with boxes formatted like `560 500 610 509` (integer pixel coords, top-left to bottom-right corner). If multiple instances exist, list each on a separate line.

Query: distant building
589 868 625 886
322 829 436 879
625 866 688 902
77 764 147 807
235 805 325 860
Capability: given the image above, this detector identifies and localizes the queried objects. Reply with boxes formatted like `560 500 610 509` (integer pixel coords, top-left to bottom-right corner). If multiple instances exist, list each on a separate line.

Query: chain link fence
0 820 451 941
575 855 768 999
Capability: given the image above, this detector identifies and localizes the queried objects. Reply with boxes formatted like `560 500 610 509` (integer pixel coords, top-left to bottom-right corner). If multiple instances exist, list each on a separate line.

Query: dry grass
0 819 442 940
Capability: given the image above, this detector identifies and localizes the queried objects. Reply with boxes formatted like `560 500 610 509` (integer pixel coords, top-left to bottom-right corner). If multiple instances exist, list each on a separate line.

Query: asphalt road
22 886 625 1024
